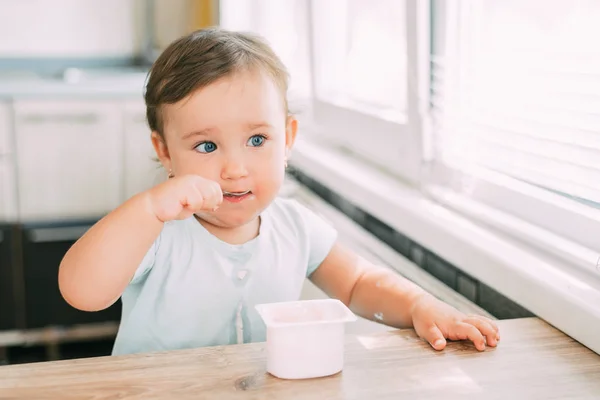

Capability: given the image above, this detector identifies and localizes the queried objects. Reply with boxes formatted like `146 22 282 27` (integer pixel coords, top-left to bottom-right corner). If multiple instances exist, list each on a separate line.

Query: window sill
307 101 420 183
290 135 600 355
314 97 408 125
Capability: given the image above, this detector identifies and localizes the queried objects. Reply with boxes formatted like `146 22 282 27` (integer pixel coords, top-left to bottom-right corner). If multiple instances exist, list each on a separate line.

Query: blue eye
248 135 265 147
195 141 217 153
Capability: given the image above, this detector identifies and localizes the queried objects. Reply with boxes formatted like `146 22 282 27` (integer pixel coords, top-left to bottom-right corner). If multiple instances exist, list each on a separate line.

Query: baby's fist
148 174 223 222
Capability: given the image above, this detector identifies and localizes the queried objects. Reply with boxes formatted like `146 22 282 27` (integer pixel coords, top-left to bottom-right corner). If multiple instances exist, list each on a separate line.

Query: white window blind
431 0 600 207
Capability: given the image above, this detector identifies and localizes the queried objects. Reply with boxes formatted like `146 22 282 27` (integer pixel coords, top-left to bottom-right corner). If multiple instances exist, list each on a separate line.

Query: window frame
305 0 430 184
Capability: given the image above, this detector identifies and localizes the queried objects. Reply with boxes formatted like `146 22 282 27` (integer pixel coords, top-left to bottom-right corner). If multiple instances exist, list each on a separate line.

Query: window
219 1 599 278
219 0 428 182
219 0 313 111
429 0 600 273
310 0 407 119
307 0 428 182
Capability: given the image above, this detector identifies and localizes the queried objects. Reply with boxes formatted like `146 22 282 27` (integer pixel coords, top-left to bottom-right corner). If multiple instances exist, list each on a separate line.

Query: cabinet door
0 159 17 222
123 100 165 200
0 102 11 155
0 225 18 331
14 100 123 221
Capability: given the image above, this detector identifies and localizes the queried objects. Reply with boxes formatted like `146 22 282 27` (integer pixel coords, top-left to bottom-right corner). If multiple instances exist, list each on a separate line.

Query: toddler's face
155 69 296 228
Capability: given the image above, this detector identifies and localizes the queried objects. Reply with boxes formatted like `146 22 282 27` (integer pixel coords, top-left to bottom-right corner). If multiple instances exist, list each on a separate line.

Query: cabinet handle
20 113 100 125
28 226 92 243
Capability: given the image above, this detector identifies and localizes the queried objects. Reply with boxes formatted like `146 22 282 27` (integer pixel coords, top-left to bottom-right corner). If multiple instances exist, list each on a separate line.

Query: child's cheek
255 160 285 195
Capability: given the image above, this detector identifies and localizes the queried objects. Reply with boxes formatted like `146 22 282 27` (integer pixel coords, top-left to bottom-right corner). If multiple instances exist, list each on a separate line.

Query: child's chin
202 210 260 229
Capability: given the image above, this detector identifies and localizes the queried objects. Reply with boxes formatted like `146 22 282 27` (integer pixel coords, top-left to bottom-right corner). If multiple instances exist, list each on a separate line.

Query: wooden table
0 318 599 399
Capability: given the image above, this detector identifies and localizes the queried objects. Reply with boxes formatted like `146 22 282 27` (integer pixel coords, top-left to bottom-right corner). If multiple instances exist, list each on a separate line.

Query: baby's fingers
182 177 221 211
201 182 223 211
421 324 447 351
183 185 207 211
464 316 499 347
452 322 486 351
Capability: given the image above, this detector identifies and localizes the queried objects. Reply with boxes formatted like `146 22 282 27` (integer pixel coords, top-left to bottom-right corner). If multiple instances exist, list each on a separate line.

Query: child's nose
221 157 249 180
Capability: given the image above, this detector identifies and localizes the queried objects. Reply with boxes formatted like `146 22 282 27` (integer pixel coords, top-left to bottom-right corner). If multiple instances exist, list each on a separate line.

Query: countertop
1 317 599 399
0 68 148 99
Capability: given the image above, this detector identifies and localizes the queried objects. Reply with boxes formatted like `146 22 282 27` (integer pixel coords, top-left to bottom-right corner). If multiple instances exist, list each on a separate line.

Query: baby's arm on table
58 175 222 312
309 241 499 351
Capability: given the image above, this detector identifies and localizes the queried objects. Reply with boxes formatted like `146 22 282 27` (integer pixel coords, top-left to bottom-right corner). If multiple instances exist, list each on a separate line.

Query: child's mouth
222 190 253 203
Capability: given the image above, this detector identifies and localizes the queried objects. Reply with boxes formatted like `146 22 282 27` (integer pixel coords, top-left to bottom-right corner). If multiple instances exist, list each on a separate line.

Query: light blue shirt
111 197 338 355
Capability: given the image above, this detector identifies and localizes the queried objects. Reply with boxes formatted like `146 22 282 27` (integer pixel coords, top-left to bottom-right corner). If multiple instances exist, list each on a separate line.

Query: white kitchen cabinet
0 0 142 58
123 100 165 200
0 158 17 222
0 101 12 155
14 100 123 221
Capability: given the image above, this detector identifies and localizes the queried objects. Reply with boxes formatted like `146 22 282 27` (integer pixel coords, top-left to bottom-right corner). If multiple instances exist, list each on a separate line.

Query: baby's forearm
348 266 429 329
58 192 163 312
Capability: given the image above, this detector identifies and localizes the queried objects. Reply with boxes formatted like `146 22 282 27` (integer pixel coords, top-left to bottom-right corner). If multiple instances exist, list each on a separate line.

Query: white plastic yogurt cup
255 298 357 380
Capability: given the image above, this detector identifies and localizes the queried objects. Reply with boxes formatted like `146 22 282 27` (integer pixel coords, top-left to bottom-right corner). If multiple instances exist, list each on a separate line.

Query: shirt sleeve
291 200 339 277
129 233 161 285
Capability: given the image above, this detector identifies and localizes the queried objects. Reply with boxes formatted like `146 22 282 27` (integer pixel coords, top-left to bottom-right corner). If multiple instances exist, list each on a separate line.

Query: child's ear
151 131 172 172
285 116 298 157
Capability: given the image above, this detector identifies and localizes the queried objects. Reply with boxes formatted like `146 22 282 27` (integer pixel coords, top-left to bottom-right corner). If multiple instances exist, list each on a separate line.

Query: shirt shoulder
267 196 338 276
